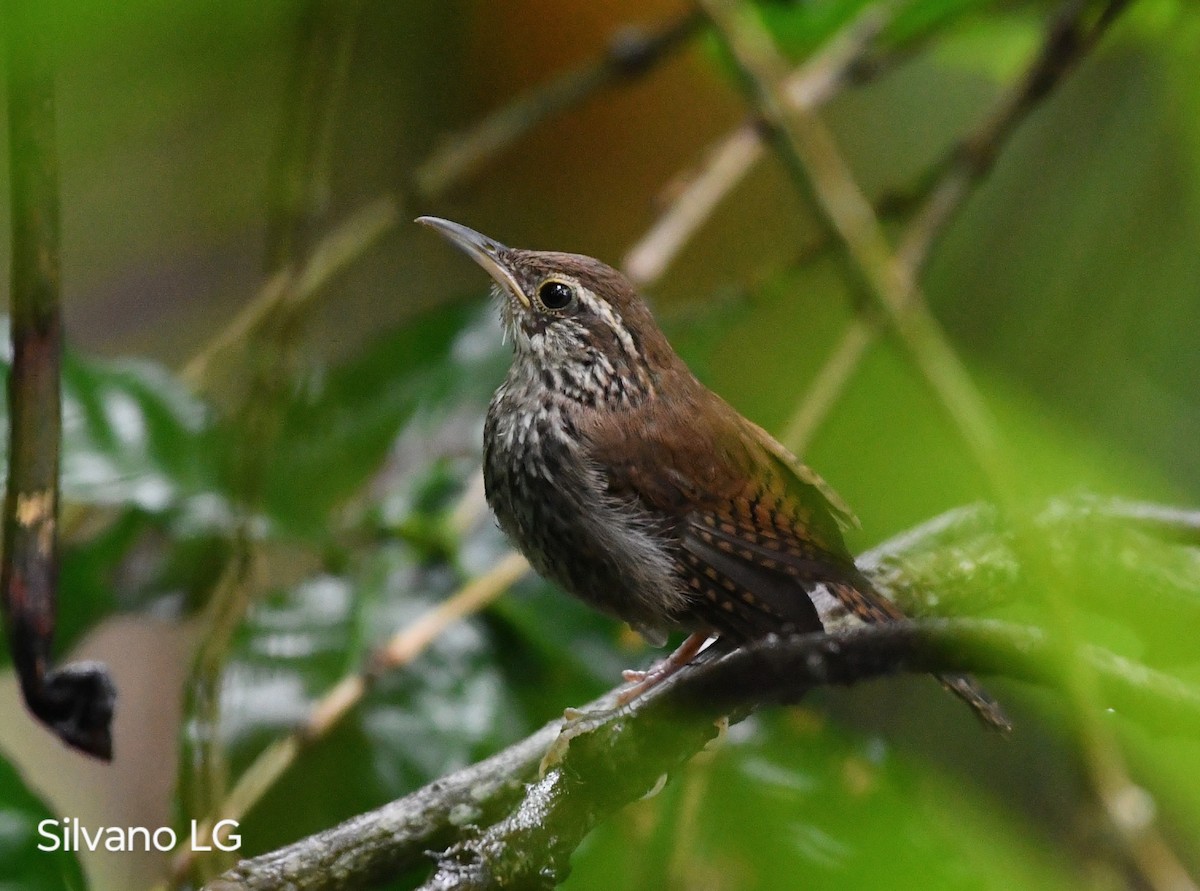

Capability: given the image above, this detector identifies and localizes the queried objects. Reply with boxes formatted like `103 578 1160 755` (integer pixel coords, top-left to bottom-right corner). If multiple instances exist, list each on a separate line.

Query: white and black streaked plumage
418 216 1010 731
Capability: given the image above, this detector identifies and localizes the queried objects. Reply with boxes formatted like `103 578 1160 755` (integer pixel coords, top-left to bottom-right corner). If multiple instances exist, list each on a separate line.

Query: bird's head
418 216 673 399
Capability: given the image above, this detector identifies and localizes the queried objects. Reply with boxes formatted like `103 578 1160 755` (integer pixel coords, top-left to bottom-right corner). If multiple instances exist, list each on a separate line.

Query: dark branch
415 617 1200 890
204 723 562 891
206 496 1200 891
1 0 115 760
895 0 1133 272
411 9 703 198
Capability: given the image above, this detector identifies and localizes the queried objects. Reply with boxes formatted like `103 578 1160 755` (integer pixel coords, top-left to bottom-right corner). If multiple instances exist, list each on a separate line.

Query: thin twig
412 10 703 199
896 0 1133 273
178 4 371 885
699 0 1010 495
205 496 1200 891
622 4 891 287
265 0 366 269
782 0 1133 453
182 13 700 394
779 319 874 453
1 0 116 759
168 552 529 887
181 195 398 389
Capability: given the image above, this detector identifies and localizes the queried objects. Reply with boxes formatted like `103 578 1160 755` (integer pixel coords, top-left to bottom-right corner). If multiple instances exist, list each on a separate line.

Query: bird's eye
537 279 575 311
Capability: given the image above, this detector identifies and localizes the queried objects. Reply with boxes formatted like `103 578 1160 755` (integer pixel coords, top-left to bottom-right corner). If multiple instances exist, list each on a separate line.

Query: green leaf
566 713 1080 890
262 303 508 538
0 754 86 891
208 541 525 855
58 355 220 514
0 325 222 516
0 337 229 666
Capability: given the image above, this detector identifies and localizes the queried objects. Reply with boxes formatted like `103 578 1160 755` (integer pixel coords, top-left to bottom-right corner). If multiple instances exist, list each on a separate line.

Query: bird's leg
540 632 715 775
618 632 712 704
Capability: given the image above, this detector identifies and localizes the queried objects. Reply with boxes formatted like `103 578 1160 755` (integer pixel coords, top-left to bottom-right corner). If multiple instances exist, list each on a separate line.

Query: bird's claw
539 703 628 776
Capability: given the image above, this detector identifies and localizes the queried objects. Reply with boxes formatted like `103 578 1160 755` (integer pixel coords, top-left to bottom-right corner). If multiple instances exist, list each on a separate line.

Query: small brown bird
418 216 1009 731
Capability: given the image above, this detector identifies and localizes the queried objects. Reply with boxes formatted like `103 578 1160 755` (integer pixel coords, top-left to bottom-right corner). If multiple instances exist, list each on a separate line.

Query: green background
0 0 1197 888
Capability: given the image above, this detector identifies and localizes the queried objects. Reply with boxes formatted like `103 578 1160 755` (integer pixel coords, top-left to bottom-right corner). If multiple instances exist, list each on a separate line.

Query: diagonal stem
782 0 1135 454
698 0 1010 495
622 3 892 287
697 3 1192 888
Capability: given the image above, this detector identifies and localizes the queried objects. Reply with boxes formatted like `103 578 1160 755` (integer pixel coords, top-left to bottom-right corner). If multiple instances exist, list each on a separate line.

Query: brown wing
586 387 1012 731
584 385 866 642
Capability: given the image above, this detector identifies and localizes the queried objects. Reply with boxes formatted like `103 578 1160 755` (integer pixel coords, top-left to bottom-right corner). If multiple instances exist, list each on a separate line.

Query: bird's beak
415 216 530 309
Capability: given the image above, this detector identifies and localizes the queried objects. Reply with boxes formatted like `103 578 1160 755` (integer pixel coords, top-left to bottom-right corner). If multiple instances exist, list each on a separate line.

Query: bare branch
782 0 1133 453
1 0 116 759
204 497 1200 891
184 12 700 395
412 11 703 198
623 4 890 287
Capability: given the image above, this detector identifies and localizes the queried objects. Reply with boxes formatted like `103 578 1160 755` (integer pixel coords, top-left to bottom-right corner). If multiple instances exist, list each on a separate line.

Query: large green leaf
262 303 508 538
0 331 221 516
0 754 85 891
58 355 219 514
0 343 228 665
566 711 1079 890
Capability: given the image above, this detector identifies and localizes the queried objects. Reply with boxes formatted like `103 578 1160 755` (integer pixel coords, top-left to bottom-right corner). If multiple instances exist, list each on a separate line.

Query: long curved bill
415 216 530 308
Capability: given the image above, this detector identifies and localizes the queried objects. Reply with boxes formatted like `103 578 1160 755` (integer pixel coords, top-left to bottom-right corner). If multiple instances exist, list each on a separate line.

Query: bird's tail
827 580 1012 733
937 673 1012 733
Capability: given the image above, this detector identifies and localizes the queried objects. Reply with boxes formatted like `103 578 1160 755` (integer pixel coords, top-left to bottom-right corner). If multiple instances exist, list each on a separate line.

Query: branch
1 0 115 759
184 11 700 394
181 195 398 389
895 0 1133 273
698 0 1013 494
416 616 1200 891
168 553 530 886
623 3 891 287
207 613 1200 891
205 496 1200 891
411 10 703 198
780 0 1133 453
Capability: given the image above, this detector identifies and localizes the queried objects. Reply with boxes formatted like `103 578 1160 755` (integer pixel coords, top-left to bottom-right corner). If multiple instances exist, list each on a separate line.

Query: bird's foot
540 703 630 775
616 631 712 705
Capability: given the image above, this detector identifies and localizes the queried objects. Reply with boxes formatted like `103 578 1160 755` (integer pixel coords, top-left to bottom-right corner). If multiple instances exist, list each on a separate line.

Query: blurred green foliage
0 0 1197 889
0 756 86 891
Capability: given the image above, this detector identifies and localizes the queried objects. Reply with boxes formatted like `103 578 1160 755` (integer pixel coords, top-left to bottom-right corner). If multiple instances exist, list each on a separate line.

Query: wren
417 216 1010 731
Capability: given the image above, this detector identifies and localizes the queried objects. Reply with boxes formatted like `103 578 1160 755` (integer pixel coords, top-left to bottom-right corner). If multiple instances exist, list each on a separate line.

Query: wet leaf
566 713 1079 891
262 304 507 538
213 542 526 855
0 342 228 666
0 754 86 891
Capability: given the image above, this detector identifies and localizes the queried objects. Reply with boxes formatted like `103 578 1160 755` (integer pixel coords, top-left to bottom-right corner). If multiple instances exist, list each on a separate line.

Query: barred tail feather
826 581 1013 733
937 673 1013 733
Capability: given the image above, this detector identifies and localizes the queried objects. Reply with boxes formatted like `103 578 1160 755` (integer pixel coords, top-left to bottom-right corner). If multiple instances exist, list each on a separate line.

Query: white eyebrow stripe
572 282 648 385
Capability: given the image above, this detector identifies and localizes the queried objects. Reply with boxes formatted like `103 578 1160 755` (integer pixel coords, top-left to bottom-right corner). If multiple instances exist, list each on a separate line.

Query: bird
417 216 1010 732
